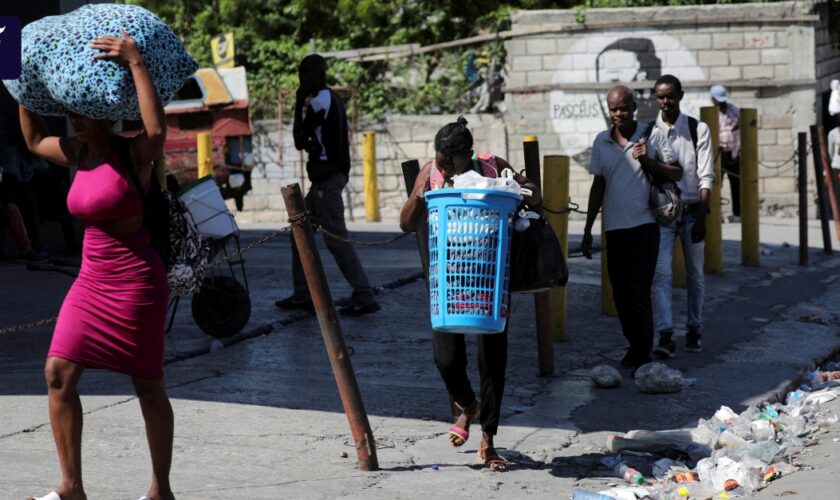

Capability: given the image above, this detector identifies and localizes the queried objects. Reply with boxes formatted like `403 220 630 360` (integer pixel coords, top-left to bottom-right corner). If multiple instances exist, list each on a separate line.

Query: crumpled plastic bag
591 364 622 388
3 4 197 119
634 362 684 394
452 168 532 198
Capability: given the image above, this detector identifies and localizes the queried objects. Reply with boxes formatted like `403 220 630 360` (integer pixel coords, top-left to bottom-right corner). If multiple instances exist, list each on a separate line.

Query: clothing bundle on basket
2 4 197 119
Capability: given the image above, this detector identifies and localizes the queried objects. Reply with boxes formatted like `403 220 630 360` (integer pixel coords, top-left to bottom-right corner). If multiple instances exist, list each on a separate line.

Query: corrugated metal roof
195 68 233 106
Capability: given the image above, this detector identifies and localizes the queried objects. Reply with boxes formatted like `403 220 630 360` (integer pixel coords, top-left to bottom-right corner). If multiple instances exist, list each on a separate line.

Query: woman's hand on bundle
90 28 144 67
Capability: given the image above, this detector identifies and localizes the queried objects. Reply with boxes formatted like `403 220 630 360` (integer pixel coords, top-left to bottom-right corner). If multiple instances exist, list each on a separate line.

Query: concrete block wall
815 2 840 95
234 0 834 224
233 114 508 224
505 0 826 218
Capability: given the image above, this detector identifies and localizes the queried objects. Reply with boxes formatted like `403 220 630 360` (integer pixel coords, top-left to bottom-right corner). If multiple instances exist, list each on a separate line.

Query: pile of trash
573 365 840 499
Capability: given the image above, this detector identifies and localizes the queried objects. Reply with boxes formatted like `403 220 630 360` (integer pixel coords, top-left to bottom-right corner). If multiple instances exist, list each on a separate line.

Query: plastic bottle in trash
570 488 615 500
615 463 645 485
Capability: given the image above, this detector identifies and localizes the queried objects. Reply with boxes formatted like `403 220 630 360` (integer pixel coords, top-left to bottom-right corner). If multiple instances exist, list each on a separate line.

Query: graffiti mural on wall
550 30 707 167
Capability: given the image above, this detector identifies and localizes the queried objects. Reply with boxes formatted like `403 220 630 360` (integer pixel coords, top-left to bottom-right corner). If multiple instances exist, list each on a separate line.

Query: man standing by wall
711 84 740 222
650 75 714 358
581 85 682 372
275 54 380 317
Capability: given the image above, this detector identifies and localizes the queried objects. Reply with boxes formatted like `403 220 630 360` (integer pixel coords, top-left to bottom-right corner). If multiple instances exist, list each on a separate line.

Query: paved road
1 217 839 499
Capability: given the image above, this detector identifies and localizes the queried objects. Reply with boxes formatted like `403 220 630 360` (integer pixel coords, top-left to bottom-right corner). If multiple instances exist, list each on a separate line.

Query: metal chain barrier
542 201 589 215
315 225 413 246
0 316 58 336
209 226 292 267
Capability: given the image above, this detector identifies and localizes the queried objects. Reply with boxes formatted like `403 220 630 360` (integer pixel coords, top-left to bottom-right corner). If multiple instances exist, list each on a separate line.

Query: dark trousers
722 149 741 216
291 173 376 306
433 324 508 436
606 223 660 365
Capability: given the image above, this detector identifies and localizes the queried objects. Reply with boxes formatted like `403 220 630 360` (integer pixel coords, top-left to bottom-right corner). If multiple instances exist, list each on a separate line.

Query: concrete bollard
740 108 760 266
700 106 723 275
363 132 380 222
544 155 570 339
601 223 617 316
672 237 686 288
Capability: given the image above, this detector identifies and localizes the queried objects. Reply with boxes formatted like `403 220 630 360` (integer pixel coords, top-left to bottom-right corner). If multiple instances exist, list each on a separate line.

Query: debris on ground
591 365 623 388
575 365 840 499
634 362 684 394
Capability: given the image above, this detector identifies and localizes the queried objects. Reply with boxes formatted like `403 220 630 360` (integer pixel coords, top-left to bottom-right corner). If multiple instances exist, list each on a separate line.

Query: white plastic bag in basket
452 168 532 198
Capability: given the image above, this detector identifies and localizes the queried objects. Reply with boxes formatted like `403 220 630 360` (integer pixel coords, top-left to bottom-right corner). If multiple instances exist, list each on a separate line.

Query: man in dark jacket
275 54 379 316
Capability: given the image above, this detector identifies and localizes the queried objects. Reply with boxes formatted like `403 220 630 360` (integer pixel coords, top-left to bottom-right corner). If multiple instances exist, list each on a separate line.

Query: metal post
363 132 381 222
401 160 430 284
544 155 570 341
815 125 840 241
810 125 834 254
523 136 553 377
740 108 760 266
197 132 213 179
798 132 809 265
700 106 723 275
281 183 379 471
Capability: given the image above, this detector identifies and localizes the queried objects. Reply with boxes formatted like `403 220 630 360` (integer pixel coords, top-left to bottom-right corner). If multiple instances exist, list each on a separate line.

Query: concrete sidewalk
1 217 839 499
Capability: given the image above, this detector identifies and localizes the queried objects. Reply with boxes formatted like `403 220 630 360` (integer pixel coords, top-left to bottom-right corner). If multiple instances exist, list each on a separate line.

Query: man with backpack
275 54 380 317
649 75 714 358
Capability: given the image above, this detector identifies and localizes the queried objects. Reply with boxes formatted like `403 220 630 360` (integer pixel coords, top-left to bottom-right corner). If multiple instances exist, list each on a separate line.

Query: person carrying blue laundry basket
400 116 540 472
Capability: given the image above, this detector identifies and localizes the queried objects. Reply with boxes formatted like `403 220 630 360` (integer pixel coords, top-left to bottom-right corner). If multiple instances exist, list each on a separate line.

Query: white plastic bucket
178 176 238 239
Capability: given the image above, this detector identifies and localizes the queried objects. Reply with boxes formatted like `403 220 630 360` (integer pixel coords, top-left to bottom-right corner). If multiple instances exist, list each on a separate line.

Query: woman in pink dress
21 29 174 500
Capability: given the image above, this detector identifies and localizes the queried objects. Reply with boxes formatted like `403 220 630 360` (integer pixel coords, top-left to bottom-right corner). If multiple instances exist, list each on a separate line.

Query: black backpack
115 137 211 296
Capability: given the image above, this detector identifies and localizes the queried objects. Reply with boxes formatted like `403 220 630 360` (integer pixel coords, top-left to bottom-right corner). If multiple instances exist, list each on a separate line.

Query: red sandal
446 399 479 447
478 443 509 472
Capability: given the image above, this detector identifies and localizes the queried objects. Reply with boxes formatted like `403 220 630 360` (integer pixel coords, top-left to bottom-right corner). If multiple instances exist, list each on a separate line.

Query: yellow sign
211 32 235 68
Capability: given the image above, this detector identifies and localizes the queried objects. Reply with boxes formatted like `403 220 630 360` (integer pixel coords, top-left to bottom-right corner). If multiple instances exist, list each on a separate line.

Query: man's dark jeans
291 173 376 306
605 223 660 366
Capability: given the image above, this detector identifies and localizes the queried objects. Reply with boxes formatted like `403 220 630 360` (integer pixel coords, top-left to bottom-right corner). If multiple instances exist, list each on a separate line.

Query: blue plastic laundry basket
426 188 519 334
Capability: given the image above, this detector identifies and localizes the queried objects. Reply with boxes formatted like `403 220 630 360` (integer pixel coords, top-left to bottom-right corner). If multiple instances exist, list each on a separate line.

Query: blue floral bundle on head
2 4 197 120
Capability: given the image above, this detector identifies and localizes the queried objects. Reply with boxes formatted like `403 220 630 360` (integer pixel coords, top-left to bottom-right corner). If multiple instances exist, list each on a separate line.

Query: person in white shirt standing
650 75 714 358
711 84 741 222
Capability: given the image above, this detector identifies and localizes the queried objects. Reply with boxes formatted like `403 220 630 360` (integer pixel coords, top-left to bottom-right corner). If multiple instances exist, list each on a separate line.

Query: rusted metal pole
798 132 809 266
523 136 554 377
281 183 379 471
811 125 835 254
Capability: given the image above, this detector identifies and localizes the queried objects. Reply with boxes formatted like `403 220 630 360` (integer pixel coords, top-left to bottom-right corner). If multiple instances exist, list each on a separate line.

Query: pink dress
49 151 168 379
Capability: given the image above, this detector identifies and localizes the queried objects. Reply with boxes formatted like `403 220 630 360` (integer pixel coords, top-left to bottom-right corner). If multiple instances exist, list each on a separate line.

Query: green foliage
122 0 786 119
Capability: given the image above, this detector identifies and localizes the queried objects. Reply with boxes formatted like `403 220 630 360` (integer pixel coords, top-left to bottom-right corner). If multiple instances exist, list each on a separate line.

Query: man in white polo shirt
582 85 683 372
650 75 714 358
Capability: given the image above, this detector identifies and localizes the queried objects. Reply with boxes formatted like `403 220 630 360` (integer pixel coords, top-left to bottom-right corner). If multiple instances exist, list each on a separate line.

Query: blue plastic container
426 188 519 334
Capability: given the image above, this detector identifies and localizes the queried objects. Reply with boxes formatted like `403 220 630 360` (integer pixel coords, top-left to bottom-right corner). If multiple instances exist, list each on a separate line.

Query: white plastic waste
591 364 622 388
514 208 540 232
452 168 533 199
